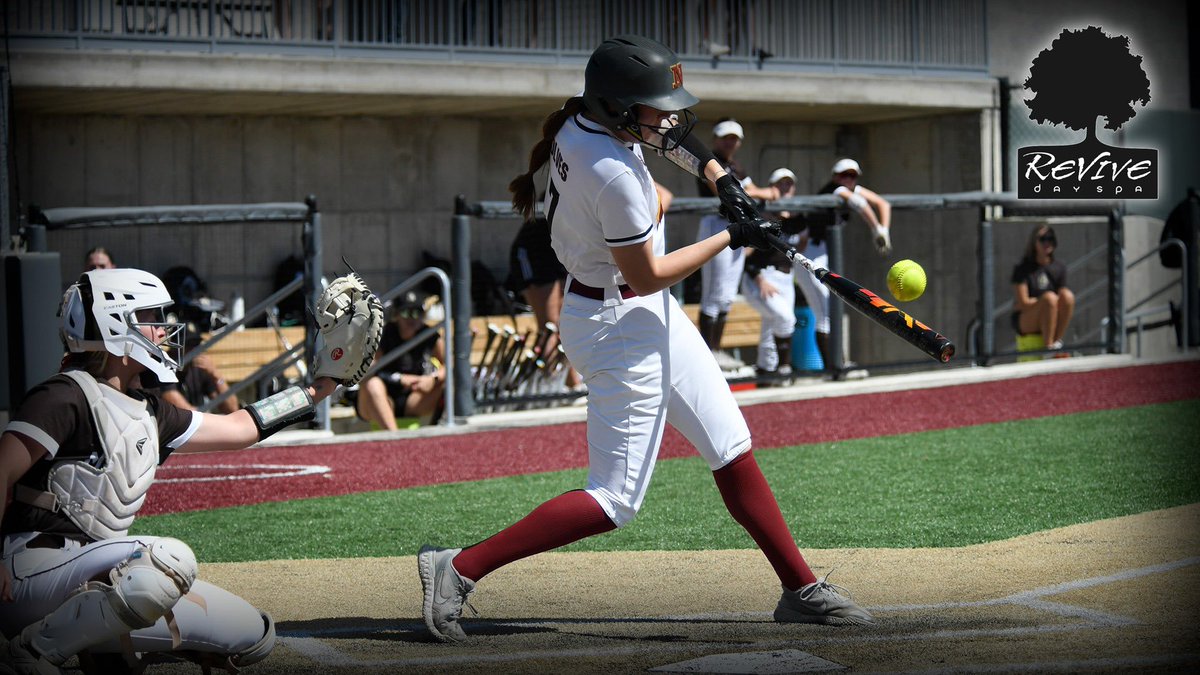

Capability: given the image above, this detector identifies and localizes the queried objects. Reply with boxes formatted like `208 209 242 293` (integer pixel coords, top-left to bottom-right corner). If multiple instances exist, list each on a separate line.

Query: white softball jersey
548 115 752 527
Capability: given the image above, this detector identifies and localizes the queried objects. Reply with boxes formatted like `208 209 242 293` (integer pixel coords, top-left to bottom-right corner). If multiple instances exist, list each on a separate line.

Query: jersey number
546 182 561 231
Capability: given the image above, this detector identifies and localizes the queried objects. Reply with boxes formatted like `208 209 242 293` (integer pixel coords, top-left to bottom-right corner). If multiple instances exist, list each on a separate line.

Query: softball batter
418 34 873 643
1 268 382 673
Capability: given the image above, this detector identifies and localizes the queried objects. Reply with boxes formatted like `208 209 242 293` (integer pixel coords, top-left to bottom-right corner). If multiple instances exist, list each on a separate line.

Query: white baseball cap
832 158 862 175
768 168 796 185
712 120 744 139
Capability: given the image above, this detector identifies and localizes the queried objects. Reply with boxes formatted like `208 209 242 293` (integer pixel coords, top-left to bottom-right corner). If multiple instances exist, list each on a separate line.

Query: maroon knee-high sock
713 451 816 590
452 490 616 582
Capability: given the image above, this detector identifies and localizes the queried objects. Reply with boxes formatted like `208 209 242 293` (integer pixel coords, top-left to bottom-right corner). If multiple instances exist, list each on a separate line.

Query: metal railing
6 0 989 74
450 192 1125 413
361 266 456 427
1123 238 1188 357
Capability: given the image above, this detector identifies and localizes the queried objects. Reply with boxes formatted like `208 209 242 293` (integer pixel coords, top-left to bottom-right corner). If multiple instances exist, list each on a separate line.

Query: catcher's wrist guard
245 386 315 440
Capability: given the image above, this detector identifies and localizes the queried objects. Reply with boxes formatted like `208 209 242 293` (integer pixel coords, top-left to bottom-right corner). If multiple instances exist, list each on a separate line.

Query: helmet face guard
583 35 700 150
60 269 185 383
624 108 698 152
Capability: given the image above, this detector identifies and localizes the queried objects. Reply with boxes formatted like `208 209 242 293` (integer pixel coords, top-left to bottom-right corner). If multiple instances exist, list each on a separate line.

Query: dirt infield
181 503 1200 674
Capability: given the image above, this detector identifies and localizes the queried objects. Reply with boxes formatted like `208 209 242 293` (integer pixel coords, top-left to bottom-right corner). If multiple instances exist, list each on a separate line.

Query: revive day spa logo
1018 26 1157 199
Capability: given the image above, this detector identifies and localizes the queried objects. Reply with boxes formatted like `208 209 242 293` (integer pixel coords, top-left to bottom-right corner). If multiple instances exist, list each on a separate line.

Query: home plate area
228 554 1200 675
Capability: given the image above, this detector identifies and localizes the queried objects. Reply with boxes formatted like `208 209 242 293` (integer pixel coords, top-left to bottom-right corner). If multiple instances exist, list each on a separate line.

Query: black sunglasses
1038 234 1057 244
395 308 423 318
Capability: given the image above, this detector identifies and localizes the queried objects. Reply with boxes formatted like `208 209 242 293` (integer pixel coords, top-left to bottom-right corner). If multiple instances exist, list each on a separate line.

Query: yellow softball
887 259 927 302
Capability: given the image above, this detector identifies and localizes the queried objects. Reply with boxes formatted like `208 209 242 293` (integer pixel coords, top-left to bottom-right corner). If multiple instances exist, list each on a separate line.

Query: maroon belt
568 279 637 300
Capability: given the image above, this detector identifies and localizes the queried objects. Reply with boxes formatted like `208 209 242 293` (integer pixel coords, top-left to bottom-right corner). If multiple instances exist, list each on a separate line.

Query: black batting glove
715 173 763 225
727 218 783 250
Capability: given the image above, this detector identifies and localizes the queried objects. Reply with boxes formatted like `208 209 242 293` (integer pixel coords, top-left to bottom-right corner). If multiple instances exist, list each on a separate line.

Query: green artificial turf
132 400 1200 562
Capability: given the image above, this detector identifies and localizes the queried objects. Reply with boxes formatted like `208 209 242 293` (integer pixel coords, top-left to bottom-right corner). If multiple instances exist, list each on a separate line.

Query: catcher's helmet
583 34 699 149
60 268 185 383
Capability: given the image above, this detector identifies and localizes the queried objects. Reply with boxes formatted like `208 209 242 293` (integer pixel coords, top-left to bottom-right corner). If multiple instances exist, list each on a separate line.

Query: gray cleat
774 572 875 626
417 545 476 642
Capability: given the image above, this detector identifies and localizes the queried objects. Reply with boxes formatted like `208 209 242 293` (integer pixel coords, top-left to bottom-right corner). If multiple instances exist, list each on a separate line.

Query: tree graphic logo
1017 26 1157 199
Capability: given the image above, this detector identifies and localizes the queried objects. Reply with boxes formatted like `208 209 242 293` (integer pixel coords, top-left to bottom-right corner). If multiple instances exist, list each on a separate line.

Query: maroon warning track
143 361 1200 515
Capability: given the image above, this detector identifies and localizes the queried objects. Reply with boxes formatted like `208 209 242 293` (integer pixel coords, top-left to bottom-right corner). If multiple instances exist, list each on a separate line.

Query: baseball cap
392 291 426 318
832 158 862 176
712 120 744 139
768 168 796 185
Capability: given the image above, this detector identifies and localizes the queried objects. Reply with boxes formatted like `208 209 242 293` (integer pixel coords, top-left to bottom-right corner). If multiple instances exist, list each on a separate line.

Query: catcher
0 268 383 673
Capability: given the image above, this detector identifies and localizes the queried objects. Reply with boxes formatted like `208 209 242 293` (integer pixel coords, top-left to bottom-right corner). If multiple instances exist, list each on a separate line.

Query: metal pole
304 195 329 431
827 221 846 378
452 195 474 418
1 66 10 252
977 218 995 364
25 224 47 253
1107 208 1124 354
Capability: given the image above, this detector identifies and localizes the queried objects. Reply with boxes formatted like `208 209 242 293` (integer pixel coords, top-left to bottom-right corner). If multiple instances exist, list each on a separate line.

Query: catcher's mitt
312 273 385 387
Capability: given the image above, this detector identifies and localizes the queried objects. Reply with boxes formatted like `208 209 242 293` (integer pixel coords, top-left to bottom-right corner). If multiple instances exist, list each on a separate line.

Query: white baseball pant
741 266 797 371
792 238 830 334
697 214 745 317
558 284 752 527
1 533 269 658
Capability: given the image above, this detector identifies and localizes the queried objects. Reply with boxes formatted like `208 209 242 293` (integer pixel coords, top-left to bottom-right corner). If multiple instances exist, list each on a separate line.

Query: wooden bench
200 326 305 384
467 301 762 366
198 302 761 385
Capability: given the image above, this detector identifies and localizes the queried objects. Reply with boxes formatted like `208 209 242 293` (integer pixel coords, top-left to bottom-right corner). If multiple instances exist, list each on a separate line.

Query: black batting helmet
583 35 700 144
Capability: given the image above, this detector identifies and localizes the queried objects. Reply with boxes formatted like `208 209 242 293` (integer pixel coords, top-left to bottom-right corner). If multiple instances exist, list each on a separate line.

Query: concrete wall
19 108 998 369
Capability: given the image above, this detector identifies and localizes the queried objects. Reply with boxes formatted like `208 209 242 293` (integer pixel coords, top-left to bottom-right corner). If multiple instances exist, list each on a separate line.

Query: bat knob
939 342 956 363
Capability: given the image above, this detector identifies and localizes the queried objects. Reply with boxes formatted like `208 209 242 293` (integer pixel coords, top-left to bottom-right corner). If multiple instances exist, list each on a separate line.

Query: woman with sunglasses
1012 225 1074 354
353 291 446 429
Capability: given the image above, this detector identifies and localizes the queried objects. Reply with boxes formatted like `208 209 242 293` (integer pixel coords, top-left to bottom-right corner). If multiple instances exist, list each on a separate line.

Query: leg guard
712 312 729 348
231 611 277 668
698 313 716 349
774 335 793 370
21 538 197 666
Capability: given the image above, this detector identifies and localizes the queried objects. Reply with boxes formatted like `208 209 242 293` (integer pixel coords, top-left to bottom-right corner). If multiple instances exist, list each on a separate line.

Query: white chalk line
277 556 1199 669
156 463 332 483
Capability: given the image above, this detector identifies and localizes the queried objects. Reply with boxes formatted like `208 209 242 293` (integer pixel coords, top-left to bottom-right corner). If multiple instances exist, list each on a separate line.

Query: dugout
450 191 1173 412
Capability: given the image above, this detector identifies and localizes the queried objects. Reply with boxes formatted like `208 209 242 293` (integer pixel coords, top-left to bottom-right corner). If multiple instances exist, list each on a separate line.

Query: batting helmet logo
331 348 344 361
670 63 683 89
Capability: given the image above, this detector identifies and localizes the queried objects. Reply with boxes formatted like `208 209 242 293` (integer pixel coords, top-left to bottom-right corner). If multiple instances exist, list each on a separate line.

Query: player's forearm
630 234 731 295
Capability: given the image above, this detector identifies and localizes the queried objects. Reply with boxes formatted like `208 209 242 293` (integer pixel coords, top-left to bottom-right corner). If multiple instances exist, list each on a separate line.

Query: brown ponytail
509 97 586 221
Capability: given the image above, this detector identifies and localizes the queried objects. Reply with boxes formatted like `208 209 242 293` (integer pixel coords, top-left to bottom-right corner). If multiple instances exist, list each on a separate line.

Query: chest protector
45 371 160 540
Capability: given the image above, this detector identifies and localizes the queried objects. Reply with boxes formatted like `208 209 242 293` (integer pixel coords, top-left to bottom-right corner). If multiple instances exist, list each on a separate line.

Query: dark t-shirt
1010 258 1068 333
2 372 196 538
1011 258 1068 298
378 324 441 377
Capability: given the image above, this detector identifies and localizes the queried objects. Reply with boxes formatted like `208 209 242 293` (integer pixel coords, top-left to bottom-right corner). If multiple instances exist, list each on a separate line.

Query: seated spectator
84 246 116 271
354 291 446 429
1012 225 1074 355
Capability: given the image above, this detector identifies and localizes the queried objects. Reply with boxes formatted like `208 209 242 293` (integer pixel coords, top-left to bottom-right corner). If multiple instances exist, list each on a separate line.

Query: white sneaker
417 546 476 642
712 350 745 371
